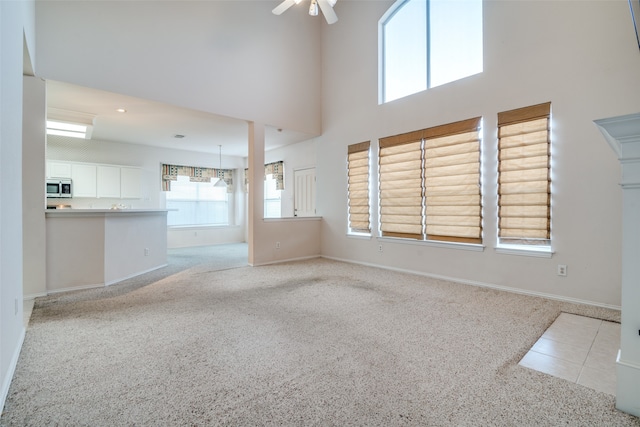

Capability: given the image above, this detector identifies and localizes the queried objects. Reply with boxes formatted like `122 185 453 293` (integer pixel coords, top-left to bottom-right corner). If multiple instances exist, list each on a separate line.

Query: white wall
265 138 317 217
1 0 35 412
317 0 640 307
35 1 322 136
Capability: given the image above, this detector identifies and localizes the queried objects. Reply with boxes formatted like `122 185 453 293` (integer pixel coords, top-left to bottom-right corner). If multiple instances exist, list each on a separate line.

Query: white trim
47 282 104 295
616 351 640 417
0 327 26 414
263 217 322 222
346 233 372 240
322 255 620 311
377 236 485 252
46 264 168 294
104 264 168 286
23 292 47 301
249 254 321 267
495 246 554 258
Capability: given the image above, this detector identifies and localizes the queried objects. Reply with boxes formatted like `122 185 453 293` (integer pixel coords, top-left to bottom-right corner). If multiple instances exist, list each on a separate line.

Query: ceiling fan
272 0 338 25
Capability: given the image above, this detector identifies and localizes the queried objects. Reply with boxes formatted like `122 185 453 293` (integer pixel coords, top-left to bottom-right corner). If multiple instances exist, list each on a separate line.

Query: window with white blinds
498 102 551 246
347 142 371 234
379 117 482 243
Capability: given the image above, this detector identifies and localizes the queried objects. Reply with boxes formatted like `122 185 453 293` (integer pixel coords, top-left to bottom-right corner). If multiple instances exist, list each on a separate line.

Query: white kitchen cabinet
47 161 72 178
120 167 142 199
97 165 121 198
71 164 97 198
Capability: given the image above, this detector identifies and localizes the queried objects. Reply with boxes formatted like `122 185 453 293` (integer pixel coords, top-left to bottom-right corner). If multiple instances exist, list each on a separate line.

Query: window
380 0 483 103
264 174 282 218
379 117 482 243
166 176 229 226
347 141 371 234
497 102 551 246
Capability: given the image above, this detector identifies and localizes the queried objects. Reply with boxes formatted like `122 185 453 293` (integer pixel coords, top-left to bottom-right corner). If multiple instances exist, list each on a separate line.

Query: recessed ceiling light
174 134 185 139
116 108 127 113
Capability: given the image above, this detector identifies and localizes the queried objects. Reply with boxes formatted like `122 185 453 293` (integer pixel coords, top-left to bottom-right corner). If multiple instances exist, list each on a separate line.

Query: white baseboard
46 282 105 295
250 255 321 267
0 326 26 415
104 263 168 286
616 352 640 417
23 292 47 301
322 256 621 311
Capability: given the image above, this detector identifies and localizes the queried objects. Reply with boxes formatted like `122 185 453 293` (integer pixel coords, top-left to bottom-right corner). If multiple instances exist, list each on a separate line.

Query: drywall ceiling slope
35 0 322 137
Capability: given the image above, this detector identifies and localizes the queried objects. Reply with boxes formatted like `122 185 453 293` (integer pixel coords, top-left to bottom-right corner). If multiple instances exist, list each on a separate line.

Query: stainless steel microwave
46 178 72 198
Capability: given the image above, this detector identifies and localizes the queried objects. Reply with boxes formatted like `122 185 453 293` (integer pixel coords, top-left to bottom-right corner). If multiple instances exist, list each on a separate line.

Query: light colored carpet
2 255 639 426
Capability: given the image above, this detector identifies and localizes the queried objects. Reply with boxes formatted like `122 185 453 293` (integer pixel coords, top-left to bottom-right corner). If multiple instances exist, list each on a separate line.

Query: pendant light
214 144 227 188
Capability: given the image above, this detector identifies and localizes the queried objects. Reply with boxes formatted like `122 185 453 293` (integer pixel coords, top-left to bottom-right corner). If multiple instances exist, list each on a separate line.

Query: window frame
165 175 231 227
379 0 483 104
496 102 552 250
347 141 372 235
378 117 483 245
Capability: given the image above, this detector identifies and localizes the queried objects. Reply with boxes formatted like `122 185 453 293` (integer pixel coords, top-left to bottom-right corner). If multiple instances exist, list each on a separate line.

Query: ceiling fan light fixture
309 0 318 16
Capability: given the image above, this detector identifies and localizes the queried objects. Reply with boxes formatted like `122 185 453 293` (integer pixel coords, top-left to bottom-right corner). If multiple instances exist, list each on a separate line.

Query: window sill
263 216 322 222
377 236 484 252
167 224 236 230
347 233 372 240
495 245 554 258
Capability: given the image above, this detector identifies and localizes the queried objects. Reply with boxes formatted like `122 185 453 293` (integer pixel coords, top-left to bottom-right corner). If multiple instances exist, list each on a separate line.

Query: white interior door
294 167 316 217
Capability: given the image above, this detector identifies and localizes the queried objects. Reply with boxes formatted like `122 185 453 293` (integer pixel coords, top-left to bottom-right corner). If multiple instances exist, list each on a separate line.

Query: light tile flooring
519 312 620 395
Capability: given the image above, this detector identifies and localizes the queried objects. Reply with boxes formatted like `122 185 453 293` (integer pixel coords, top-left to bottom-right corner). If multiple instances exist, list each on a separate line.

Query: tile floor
519 312 620 395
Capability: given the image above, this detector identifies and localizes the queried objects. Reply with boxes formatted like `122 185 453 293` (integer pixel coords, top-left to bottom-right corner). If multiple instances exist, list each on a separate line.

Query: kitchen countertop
45 209 170 216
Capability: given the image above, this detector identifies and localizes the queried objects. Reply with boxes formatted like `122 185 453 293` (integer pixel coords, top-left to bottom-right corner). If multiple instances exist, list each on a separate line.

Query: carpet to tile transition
2 258 638 426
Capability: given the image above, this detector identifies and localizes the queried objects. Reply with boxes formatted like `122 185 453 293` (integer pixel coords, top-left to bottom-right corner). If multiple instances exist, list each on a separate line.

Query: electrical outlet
144 248 150 256
378 244 383 252
557 264 567 277
275 241 281 249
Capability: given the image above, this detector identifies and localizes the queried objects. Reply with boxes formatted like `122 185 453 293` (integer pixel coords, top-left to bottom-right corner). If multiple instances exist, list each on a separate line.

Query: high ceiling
46 80 315 158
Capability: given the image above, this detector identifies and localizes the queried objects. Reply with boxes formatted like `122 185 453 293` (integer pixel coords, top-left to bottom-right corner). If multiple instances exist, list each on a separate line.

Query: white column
595 113 640 417
247 122 265 266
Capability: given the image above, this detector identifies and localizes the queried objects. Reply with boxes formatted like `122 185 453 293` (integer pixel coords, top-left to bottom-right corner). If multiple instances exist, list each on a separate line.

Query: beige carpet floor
2 256 639 426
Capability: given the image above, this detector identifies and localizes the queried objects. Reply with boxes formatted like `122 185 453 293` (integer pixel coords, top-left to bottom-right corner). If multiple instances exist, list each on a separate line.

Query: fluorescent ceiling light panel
46 120 93 139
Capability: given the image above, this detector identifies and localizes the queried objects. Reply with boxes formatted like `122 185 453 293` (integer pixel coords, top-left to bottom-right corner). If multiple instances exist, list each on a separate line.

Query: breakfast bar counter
45 209 169 293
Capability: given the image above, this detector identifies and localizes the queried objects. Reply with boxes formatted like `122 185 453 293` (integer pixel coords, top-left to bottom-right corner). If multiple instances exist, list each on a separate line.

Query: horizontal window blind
379 131 423 239
498 102 551 244
424 117 482 243
347 141 371 233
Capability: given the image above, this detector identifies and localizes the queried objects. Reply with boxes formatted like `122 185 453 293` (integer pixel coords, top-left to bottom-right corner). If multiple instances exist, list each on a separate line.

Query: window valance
161 164 234 193
265 161 284 190
242 161 285 192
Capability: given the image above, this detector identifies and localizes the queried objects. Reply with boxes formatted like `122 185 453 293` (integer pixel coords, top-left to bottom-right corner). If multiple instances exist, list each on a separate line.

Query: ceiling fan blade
272 0 296 15
317 0 338 24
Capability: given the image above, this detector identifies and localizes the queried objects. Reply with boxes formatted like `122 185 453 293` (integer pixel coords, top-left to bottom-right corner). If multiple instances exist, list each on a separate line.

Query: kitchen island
45 209 169 293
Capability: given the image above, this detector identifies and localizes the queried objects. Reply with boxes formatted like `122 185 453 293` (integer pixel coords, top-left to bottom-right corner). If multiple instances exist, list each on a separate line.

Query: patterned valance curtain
265 161 284 190
162 164 234 193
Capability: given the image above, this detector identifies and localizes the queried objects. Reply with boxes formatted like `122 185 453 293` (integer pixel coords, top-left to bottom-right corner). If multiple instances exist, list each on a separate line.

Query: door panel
294 168 316 217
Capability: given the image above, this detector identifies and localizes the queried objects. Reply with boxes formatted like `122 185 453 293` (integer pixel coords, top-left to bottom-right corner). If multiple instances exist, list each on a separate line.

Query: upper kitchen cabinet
97 165 121 198
120 167 142 199
47 161 72 178
71 163 97 198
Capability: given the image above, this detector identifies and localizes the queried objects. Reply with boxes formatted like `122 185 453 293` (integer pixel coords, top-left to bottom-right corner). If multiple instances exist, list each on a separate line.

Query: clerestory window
379 0 483 103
